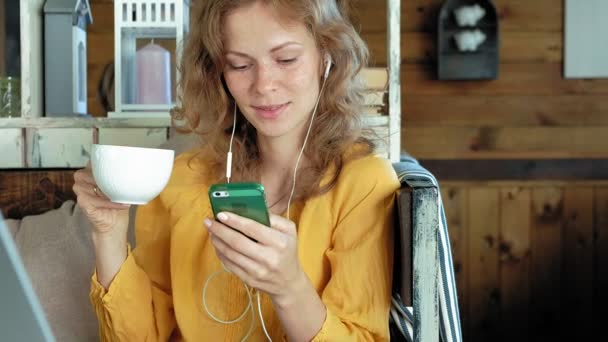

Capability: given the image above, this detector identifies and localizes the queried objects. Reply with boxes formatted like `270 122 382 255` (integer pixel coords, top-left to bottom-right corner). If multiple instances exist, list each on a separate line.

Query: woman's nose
252 64 277 94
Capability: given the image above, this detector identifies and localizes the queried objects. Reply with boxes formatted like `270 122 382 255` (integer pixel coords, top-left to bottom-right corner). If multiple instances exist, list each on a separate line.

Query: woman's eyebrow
225 42 303 58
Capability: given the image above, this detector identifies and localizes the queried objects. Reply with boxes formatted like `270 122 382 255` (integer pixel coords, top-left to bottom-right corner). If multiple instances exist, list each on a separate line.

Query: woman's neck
257 133 305 177
257 134 307 205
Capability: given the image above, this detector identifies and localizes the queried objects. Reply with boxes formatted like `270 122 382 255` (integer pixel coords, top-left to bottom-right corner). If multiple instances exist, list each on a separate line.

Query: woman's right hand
73 164 131 236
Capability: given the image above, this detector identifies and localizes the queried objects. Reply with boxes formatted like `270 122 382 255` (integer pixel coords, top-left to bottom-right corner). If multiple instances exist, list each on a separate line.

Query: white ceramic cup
91 144 175 205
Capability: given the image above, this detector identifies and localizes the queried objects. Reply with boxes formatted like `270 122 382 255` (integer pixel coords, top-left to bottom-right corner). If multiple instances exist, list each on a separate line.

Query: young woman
73 1 399 340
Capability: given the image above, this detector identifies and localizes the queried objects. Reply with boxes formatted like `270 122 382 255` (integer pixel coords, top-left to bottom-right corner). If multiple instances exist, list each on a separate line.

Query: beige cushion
13 201 99 341
9 133 199 341
4 219 21 239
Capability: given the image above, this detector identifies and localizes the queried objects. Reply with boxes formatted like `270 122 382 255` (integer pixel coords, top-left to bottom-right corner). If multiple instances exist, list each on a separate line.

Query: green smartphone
208 182 271 227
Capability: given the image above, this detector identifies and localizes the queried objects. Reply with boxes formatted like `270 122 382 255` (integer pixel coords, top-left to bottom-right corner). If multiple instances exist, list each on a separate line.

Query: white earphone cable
286 72 328 221
203 59 330 341
226 103 237 183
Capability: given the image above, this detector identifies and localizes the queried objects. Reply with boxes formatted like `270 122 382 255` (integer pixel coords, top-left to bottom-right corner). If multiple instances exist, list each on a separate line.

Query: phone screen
208 182 271 227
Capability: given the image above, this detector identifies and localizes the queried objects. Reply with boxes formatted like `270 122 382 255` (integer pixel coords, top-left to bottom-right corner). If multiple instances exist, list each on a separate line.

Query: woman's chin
256 124 291 139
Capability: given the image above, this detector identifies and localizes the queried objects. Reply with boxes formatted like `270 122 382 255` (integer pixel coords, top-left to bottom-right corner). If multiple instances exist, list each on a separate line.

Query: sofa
5 133 198 341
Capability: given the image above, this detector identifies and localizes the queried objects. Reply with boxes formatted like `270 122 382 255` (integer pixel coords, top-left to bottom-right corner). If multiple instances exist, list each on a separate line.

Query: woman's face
222 1 323 141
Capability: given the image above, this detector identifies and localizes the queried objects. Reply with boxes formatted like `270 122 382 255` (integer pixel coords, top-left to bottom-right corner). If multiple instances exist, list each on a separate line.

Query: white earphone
323 53 332 80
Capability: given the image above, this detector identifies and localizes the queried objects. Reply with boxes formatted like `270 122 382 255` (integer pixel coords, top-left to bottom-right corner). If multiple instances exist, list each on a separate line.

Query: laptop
0 214 56 342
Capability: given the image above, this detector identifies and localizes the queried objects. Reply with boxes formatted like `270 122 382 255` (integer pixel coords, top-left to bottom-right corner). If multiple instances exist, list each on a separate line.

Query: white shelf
0 117 172 129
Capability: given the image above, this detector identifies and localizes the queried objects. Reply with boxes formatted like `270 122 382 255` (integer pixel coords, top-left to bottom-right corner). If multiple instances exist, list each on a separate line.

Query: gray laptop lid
0 215 56 342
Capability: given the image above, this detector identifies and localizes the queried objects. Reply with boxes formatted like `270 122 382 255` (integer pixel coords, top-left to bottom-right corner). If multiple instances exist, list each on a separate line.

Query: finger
75 187 130 211
215 212 280 245
216 254 260 289
72 182 113 203
205 218 270 264
209 233 264 279
78 194 131 211
73 169 95 185
269 214 297 236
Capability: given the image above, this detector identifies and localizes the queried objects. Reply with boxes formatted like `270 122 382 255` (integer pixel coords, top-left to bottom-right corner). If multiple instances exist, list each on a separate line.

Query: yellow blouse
90 147 400 341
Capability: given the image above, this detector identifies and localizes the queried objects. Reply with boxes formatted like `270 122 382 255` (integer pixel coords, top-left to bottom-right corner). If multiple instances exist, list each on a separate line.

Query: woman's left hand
204 212 305 303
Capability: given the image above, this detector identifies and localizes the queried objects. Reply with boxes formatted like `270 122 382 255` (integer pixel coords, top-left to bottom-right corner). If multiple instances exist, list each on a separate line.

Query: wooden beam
403 126 608 159
403 63 608 96
355 0 563 33
363 31 562 65
419 159 608 181
404 95 608 127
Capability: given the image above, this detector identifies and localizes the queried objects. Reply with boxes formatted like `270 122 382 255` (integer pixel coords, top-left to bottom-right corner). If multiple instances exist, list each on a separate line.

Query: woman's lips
252 103 289 119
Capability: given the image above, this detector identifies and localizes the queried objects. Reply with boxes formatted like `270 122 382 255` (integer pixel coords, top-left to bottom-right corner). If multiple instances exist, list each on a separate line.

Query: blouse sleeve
312 157 400 341
89 195 176 341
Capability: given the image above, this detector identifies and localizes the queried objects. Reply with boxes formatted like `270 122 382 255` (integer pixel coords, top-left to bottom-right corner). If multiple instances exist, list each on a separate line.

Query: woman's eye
278 58 297 65
229 64 250 71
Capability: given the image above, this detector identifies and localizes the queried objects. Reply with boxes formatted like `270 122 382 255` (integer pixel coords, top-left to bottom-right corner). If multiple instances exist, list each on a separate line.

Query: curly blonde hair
173 0 374 200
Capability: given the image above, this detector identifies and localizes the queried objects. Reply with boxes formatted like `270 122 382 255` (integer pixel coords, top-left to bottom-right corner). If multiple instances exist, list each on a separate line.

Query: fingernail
217 212 228 222
204 218 212 228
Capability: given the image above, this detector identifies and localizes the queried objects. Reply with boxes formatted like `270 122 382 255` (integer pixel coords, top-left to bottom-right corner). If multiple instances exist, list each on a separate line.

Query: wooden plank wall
355 0 608 159
351 0 606 340
442 182 606 341
87 0 115 117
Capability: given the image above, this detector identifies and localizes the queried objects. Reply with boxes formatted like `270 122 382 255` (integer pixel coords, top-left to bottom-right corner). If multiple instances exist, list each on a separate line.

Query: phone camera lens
214 192 220 196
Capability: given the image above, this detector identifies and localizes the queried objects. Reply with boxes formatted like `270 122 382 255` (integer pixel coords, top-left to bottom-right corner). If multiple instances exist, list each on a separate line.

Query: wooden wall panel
353 0 607 159
562 188 594 341
468 188 500 341
354 0 562 34
364 31 562 65
530 187 564 340
0 170 76 219
435 182 608 341
594 188 608 336
498 187 530 341
404 95 608 127
88 1 114 35
403 63 608 96
404 126 608 159
87 1 115 117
